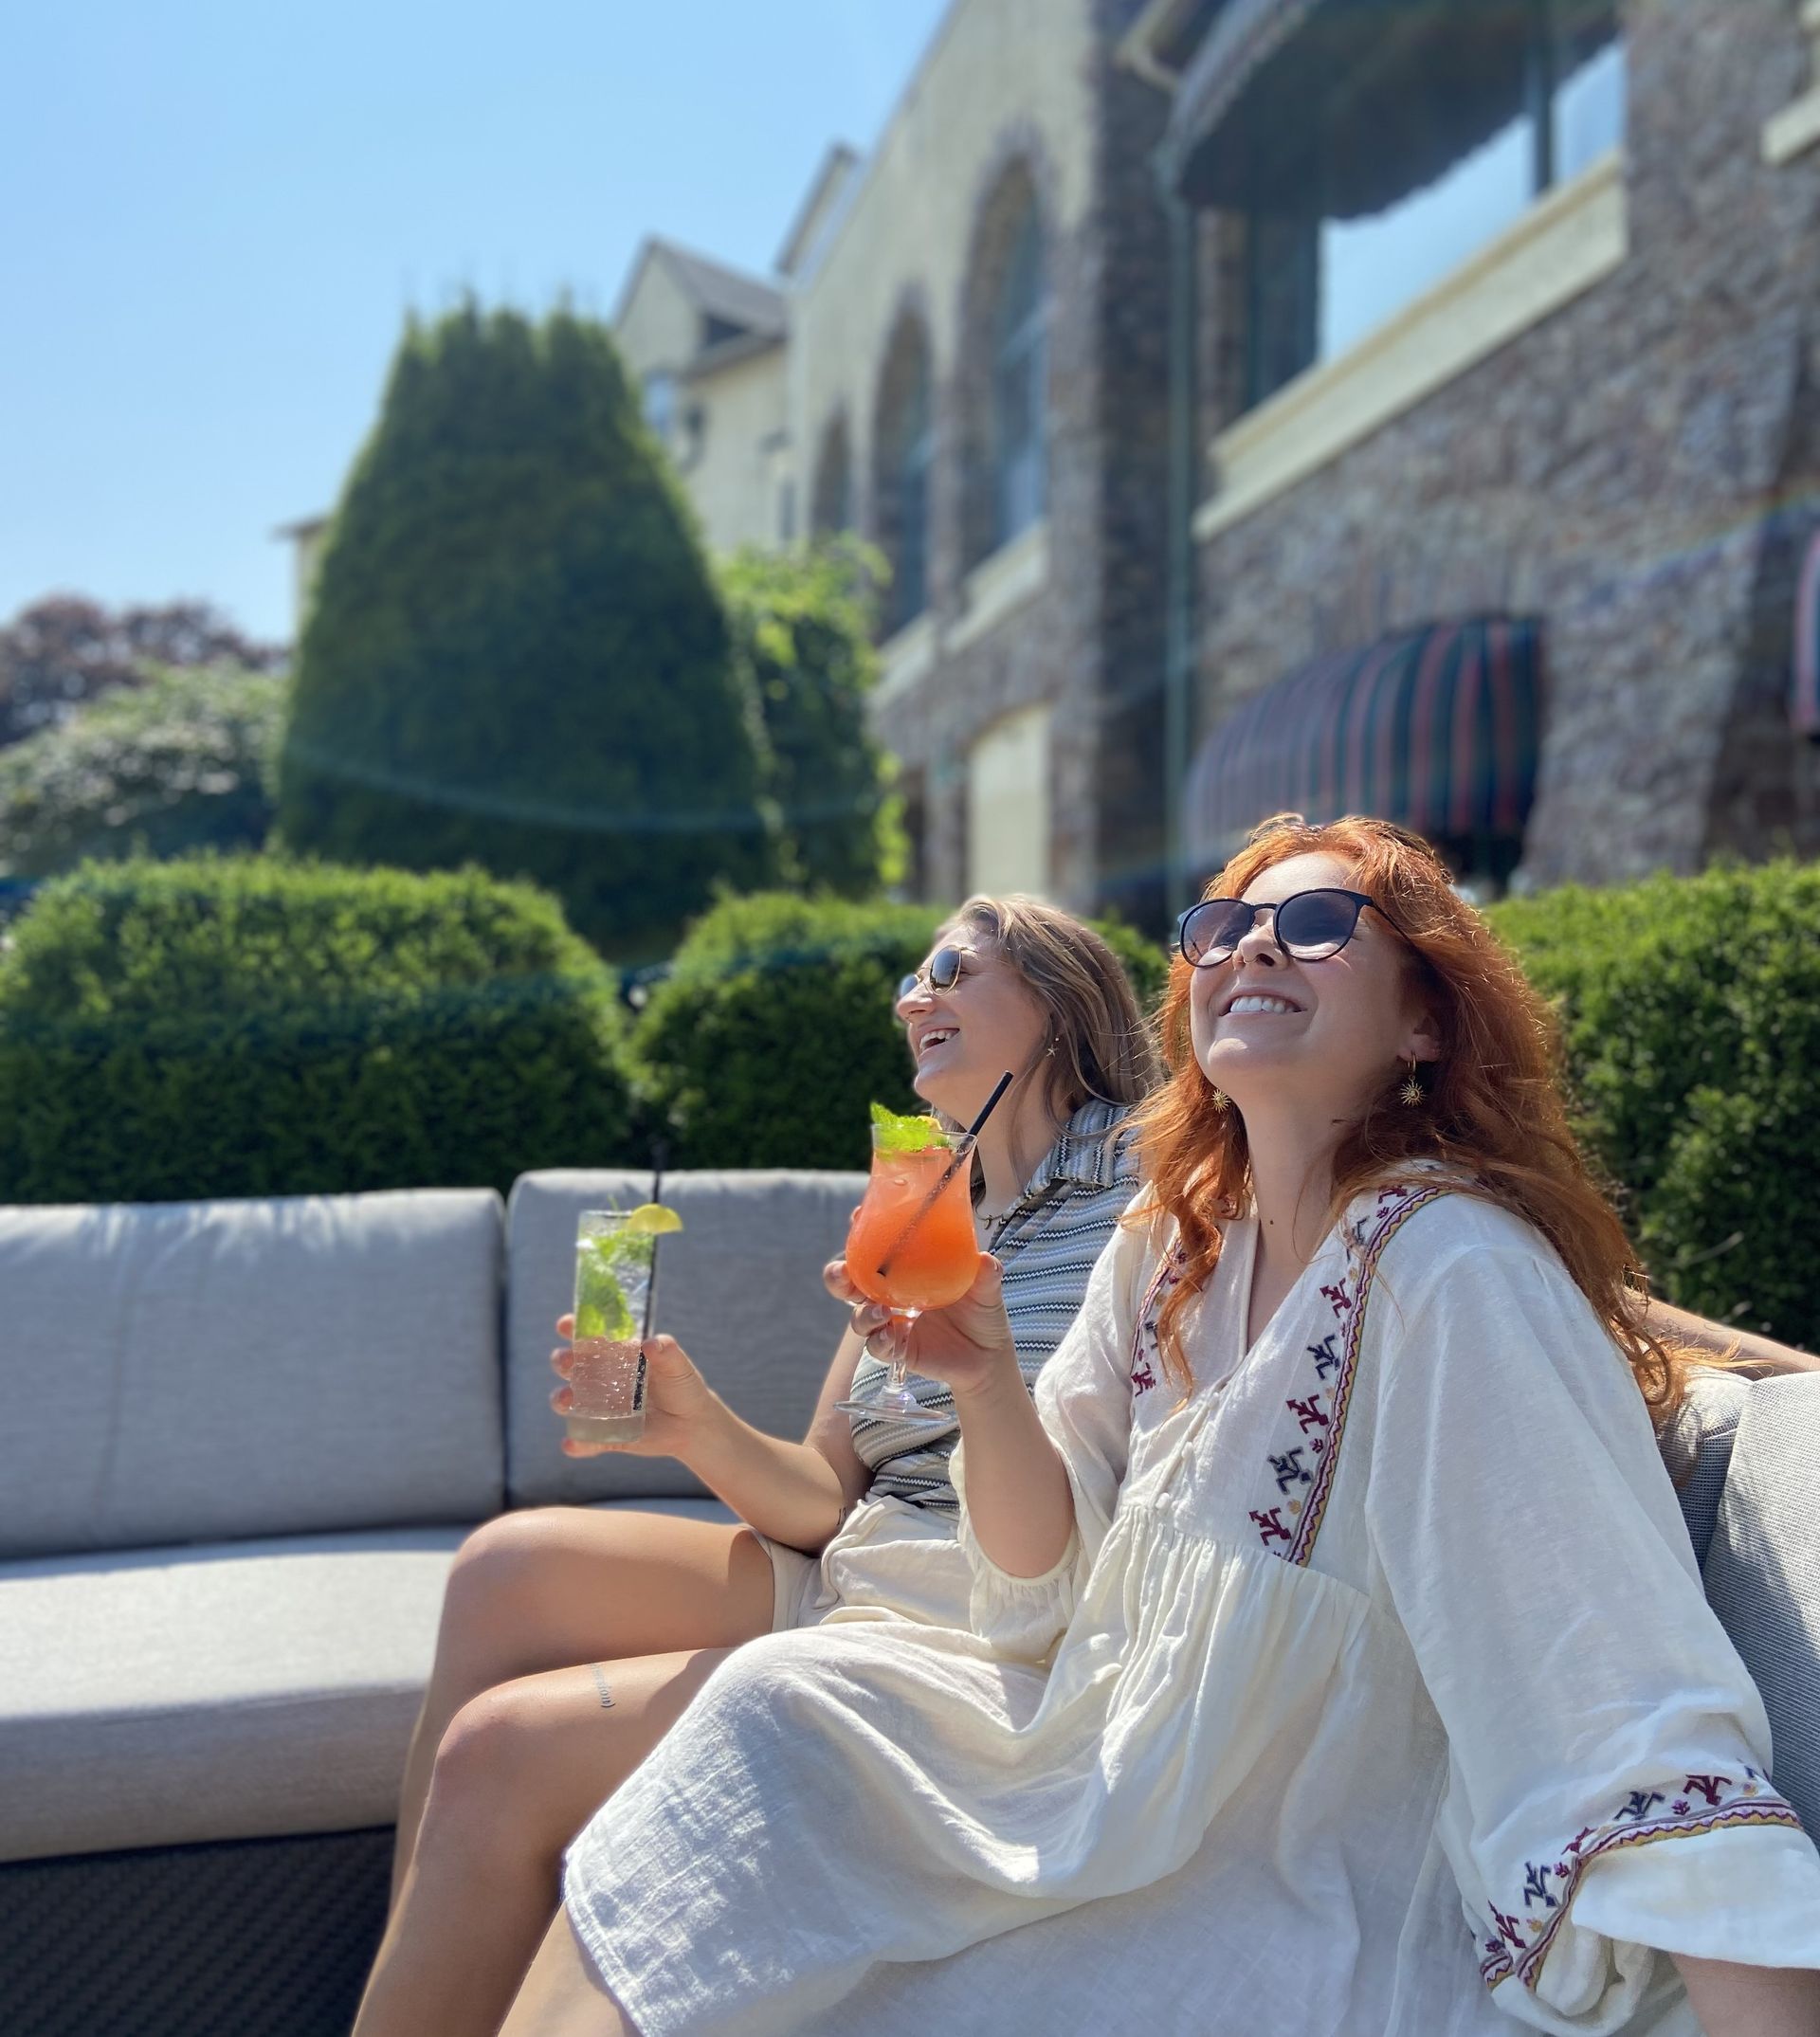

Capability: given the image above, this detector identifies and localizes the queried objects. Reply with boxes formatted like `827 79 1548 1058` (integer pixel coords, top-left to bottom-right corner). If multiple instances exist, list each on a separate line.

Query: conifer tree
276 302 774 958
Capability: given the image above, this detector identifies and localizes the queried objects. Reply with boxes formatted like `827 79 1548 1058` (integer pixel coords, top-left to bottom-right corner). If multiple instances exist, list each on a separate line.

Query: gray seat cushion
0 1191 507 1559
0 1497 736 1864
505 1169 865 1507
0 1527 466 1863
1702 1373 1820 1835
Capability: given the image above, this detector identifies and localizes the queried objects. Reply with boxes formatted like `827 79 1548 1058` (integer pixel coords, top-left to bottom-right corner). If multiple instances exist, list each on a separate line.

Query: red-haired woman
509 818 1820 2037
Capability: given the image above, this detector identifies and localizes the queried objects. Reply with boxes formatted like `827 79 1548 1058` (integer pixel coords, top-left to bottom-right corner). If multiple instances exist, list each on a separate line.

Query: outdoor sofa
0 1173 1814 2036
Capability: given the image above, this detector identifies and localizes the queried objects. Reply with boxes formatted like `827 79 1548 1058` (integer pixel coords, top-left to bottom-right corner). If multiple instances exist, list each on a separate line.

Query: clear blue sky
1 0 952 646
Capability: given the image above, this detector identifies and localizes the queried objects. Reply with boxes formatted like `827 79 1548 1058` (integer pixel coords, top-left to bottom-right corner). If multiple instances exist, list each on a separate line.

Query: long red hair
1134 814 1685 1419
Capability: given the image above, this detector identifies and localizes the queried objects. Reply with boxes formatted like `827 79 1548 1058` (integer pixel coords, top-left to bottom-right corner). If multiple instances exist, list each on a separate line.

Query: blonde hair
942 894 1161 1118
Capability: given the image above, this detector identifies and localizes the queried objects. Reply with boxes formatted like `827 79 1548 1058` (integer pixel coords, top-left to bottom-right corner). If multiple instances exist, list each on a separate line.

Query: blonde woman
355 899 1160 2037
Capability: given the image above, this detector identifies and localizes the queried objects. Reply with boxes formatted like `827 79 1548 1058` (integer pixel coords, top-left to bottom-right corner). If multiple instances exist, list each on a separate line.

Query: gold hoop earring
1399 1058 1425 1108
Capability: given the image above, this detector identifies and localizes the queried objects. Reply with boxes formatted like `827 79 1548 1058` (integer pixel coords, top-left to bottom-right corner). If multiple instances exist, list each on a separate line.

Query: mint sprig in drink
567 1208 674 1445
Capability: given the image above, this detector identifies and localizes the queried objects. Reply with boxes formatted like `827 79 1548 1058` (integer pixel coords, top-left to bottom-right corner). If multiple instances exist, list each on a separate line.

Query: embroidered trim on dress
1128 1249 1181 1398
1477 1765 1804 1992
1255 1181 1449 1567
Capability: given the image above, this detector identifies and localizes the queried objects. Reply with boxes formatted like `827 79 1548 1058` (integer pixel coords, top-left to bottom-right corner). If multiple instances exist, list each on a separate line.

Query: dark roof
650 239 786 339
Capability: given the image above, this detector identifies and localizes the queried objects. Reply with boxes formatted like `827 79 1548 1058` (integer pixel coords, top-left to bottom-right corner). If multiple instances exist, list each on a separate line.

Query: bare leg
391 1508 774 1904
355 1646 733 2037
499 1911 631 2037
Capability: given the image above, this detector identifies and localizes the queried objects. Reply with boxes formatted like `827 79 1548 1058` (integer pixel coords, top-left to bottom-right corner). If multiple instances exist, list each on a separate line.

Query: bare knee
435 1511 576 1686
420 1683 557 1853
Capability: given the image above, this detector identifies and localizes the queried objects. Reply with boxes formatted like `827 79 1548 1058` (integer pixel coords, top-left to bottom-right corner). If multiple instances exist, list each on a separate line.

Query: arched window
873 317 935 636
811 414 852 536
991 200 1047 549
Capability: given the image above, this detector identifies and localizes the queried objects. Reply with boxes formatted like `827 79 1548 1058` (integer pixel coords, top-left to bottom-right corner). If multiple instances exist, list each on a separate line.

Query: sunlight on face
1187 850 1432 1124
897 931 1048 1125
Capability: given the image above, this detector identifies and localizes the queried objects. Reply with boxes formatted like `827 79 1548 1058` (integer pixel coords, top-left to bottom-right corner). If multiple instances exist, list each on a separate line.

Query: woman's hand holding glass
549 1319 721 1459
825 1253 1022 1406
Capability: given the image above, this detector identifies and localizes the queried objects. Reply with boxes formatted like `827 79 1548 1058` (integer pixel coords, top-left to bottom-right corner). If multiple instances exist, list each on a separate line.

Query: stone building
1134 0 1820 894
287 0 1820 919
775 0 1173 920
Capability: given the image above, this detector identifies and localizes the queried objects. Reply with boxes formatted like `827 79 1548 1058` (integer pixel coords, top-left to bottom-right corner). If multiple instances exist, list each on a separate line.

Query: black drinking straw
641 1165 663 1343
875 1069 1015 1281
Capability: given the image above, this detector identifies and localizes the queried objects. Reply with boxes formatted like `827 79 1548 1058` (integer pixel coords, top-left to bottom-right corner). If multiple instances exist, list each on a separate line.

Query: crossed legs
353 1506 775 2037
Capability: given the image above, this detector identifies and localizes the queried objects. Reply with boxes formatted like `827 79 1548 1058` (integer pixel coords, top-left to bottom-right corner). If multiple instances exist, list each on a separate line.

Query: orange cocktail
835 1121 979 1428
846 1139 979 1312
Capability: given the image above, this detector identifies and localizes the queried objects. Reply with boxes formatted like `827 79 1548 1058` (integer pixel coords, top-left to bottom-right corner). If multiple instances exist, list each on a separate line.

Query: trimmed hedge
0 663 288 878
629 892 1168 1172
1487 861 1820 1348
0 856 635 1203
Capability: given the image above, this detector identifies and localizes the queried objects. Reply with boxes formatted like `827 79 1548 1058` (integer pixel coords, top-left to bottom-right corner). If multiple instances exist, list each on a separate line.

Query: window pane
1320 114 1535 361
992 206 1047 548
1554 37 1626 182
1242 5 1625 411
643 372 676 445
994 333 1045 543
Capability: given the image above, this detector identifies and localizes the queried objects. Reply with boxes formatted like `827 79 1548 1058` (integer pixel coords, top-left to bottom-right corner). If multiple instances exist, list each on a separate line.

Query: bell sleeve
1363 1209 1820 2033
950 1212 1146 1663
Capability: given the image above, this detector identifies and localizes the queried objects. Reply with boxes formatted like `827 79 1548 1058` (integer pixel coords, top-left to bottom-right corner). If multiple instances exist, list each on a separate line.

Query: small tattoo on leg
591 1663 615 1710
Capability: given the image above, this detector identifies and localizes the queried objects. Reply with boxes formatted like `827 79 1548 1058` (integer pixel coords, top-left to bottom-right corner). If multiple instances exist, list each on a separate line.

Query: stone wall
792 0 1171 916
1187 0 1820 887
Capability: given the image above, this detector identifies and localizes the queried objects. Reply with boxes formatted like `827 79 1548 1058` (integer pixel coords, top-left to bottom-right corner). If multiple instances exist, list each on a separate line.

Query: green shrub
721 541 900 897
0 663 288 878
1487 862 1820 1346
630 892 1168 1171
0 856 635 1203
275 303 774 962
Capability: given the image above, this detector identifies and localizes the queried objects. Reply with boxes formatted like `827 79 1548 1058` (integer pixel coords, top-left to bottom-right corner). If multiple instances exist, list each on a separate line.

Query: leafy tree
0 595 283 748
275 302 775 960
0 663 287 878
721 539 900 896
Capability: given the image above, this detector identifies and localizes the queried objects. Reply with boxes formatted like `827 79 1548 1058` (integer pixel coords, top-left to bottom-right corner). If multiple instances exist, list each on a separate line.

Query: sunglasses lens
1277 891 1358 959
928 946 962 991
1181 900 1252 966
896 974 919 1007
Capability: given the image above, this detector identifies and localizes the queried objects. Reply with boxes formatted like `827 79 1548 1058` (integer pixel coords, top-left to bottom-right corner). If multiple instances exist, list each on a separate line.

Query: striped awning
1793 527 1820 739
1186 617 1543 872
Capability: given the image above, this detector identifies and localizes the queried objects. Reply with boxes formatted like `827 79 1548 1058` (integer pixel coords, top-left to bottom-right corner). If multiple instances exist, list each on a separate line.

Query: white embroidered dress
563 1185 1820 2036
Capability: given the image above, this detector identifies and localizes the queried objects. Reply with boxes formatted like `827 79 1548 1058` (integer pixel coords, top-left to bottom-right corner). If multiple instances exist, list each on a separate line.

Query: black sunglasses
1176 888 1398 968
897 944 964 1006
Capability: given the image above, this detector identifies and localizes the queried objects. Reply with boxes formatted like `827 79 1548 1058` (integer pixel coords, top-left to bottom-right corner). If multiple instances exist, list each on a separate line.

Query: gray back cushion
1664 1368 1751 1569
505 1169 865 1506
1702 1373 1820 1835
0 1191 505 1558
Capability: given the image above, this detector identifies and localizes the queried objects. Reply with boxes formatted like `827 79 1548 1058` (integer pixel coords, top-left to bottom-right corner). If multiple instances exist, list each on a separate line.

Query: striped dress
843 1097 1140 1517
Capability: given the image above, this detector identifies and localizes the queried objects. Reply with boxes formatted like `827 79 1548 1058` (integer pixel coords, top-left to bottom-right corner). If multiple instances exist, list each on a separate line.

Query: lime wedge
623 1202 683 1236
870 1100 944 1154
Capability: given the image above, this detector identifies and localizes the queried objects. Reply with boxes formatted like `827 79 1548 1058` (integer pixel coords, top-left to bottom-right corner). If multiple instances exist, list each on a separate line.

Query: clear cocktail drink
566 1211 654 1446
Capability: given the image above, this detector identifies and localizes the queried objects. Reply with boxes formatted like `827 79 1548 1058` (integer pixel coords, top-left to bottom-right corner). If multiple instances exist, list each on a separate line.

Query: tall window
875 318 935 636
1243 1 1624 411
811 415 853 536
992 202 1048 549
642 371 677 446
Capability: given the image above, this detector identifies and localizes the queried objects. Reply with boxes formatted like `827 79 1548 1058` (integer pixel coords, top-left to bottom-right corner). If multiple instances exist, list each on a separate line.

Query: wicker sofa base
0 1826 391 2037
